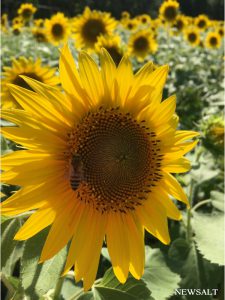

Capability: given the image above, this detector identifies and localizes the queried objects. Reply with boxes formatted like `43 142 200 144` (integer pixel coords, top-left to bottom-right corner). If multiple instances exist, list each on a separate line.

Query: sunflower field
1 1 224 300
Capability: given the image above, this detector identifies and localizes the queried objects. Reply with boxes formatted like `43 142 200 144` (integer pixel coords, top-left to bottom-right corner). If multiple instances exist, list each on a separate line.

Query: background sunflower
1 57 59 108
45 13 71 45
72 7 117 51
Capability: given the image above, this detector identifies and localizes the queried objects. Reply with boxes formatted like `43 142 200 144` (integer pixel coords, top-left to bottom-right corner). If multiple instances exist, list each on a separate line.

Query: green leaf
1 215 12 224
21 228 68 299
167 238 223 299
60 277 82 300
93 267 152 300
1 134 13 154
168 239 201 288
192 212 224 266
210 191 224 212
190 164 219 184
1 218 23 276
77 292 94 300
143 247 180 300
101 248 110 261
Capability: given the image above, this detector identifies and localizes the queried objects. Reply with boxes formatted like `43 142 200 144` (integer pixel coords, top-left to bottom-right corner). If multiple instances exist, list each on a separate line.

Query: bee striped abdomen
69 154 84 191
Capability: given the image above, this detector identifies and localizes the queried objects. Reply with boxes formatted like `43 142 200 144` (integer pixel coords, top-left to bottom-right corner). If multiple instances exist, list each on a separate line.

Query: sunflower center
67 107 163 213
127 23 134 30
34 32 47 43
22 9 32 19
52 23 64 37
105 46 122 66
176 20 183 30
198 20 206 28
13 73 42 90
13 28 20 35
134 36 149 52
209 37 218 46
164 6 177 21
188 33 197 42
218 28 224 36
82 19 106 43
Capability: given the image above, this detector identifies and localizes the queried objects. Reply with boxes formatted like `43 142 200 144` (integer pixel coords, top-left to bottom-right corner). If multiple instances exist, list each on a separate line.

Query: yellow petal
151 187 182 220
106 213 130 283
116 56 133 105
78 52 104 105
40 194 80 262
100 48 116 101
161 172 189 207
62 204 91 275
125 213 145 279
75 210 106 291
151 95 176 125
143 198 171 244
162 157 191 173
8 84 71 131
14 205 57 240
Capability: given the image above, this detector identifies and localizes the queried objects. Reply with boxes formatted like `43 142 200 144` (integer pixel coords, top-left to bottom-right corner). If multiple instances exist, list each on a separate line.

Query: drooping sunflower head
124 18 139 31
121 11 130 21
137 14 151 25
32 27 48 43
185 27 201 46
12 24 22 36
1 45 198 291
95 34 123 66
201 115 224 155
159 0 179 23
34 18 44 28
1 13 8 31
12 16 24 26
205 31 222 49
1 57 59 108
17 3 37 21
194 14 209 31
173 15 188 32
45 13 71 46
217 25 224 37
72 7 117 51
128 29 158 61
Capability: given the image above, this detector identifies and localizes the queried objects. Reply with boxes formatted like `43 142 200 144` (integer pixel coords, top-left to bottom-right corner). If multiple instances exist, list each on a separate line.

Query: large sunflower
159 0 179 24
17 3 37 21
95 34 123 66
128 30 158 61
45 13 71 46
72 7 117 51
1 45 198 291
205 31 222 49
1 57 59 108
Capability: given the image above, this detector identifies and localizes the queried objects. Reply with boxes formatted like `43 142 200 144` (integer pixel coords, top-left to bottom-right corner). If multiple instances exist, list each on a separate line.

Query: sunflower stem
186 145 203 242
186 180 195 242
53 276 64 300
0 272 16 298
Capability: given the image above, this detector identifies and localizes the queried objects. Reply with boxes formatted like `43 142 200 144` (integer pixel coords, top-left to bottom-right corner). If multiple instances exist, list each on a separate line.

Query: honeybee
69 154 85 191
